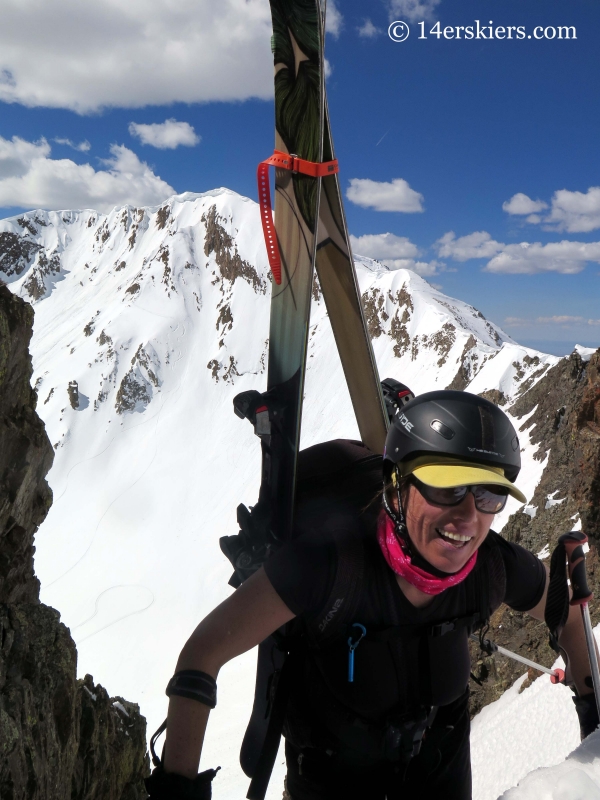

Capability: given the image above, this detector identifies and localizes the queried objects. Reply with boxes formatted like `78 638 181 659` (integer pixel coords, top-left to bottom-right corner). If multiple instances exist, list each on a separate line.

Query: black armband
166 670 217 708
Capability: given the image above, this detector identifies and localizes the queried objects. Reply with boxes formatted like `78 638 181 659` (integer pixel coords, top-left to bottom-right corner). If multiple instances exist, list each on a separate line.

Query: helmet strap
382 466 411 552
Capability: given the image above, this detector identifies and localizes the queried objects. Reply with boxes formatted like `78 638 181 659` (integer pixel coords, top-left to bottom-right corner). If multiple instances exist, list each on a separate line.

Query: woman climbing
145 390 598 800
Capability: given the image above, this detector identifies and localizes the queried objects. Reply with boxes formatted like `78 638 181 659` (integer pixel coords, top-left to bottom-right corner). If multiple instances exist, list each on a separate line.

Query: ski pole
470 635 565 683
562 531 600 718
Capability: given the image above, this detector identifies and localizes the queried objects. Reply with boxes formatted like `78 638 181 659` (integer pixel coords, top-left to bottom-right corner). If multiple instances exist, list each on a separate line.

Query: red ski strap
257 150 339 285
262 150 339 178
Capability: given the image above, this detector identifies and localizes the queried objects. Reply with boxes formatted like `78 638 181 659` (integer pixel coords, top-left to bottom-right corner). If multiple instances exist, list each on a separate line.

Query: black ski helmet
381 378 415 423
384 390 521 482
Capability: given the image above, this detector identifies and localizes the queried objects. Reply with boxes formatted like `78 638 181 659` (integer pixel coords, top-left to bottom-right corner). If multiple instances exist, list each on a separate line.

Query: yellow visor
399 456 527 505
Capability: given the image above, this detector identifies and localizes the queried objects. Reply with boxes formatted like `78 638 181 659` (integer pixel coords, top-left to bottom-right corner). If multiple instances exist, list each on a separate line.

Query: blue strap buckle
347 623 367 683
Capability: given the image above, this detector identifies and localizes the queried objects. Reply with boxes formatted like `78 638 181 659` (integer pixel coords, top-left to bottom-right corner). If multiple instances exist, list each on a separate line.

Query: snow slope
1 189 592 799
471 649 600 800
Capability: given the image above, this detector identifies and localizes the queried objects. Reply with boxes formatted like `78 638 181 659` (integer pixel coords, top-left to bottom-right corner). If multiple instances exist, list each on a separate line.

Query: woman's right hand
145 764 220 799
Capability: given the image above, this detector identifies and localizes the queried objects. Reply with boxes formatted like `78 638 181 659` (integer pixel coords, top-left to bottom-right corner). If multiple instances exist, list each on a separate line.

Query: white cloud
129 120 200 150
0 135 174 213
536 315 585 325
349 232 419 260
0 137 49 180
544 187 600 233
346 178 424 213
536 315 600 326
326 0 343 37
503 193 548 215
484 241 600 274
436 230 600 275
0 0 273 112
389 0 441 24
349 232 443 275
54 138 91 153
358 20 380 38
502 187 600 233
504 317 532 327
436 231 504 261
505 315 600 327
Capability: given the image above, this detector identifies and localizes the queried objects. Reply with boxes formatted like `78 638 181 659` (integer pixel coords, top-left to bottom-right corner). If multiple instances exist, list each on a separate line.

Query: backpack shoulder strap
466 532 506 632
305 525 366 646
482 531 508 614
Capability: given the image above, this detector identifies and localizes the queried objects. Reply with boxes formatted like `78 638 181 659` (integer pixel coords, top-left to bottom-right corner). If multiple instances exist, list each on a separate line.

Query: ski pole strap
563 532 593 605
149 718 167 767
545 532 592 649
257 150 340 285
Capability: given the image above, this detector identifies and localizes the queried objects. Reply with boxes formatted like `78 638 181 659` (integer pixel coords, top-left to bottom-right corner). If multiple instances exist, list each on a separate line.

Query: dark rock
0 284 52 605
202 205 266 293
478 388 507 407
68 381 80 410
0 233 42 278
361 288 386 339
0 284 148 798
446 334 478 391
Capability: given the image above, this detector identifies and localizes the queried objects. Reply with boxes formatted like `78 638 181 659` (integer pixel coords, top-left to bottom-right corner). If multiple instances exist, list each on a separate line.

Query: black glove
145 764 220 800
573 694 600 740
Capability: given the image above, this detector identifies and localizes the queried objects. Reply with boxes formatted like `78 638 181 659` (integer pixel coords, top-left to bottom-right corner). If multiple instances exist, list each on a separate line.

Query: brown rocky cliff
470 349 600 715
0 284 148 799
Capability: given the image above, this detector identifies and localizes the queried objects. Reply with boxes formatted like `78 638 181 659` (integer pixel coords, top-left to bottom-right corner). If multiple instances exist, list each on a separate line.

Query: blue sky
0 0 598 354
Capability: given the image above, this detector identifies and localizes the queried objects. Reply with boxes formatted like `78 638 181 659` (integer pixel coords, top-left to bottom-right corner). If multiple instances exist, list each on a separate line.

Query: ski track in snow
45 393 166 588
73 584 155 645
3 190 596 799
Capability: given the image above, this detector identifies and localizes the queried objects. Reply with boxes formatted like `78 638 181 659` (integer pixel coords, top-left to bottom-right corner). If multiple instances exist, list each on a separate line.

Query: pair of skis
219 1 387 798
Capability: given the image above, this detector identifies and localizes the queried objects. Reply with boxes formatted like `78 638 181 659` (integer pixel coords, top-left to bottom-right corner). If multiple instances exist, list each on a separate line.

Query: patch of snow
472 625 600 799
499 732 600 798
546 491 566 510
83 685 97 702
493 413 548 534
471 661 577 799
537 544 550 560
113 700 130 717
571 514 583 533
575 344 598 362
524 505 538 519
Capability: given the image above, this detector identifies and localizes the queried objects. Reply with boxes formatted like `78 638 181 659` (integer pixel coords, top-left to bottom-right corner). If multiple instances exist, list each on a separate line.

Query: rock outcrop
470 349 600 715
0 284 148 799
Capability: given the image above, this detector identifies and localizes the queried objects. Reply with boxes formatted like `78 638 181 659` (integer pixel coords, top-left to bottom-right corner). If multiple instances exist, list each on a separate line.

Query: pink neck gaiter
377 511 477 596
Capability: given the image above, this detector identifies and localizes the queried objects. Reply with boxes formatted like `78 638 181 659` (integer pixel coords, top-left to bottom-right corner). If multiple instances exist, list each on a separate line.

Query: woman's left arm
526 565 596 697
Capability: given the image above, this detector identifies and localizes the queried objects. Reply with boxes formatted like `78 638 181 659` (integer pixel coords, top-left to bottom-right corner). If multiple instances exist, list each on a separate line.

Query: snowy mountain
1 189 594 798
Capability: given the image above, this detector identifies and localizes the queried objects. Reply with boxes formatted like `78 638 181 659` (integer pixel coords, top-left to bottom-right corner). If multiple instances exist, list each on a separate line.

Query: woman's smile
403 483 493 572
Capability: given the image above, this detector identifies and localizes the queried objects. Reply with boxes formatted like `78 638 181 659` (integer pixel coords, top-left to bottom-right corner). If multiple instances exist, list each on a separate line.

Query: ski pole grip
560 532 593 605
